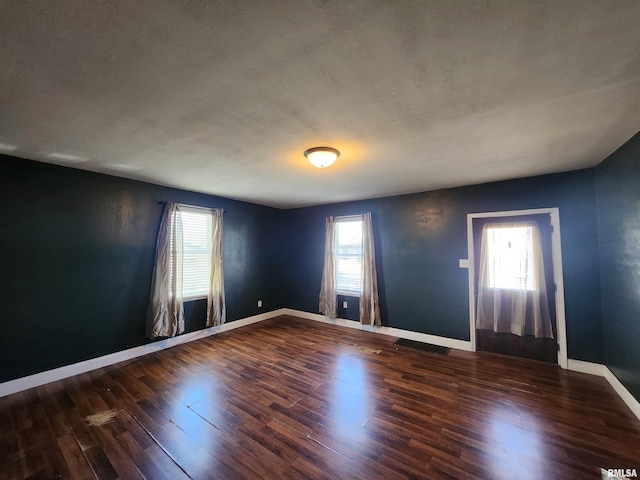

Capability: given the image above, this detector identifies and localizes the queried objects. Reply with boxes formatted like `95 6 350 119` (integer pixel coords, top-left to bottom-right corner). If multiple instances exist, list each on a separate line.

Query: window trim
334 215 364 297
170 204 218 302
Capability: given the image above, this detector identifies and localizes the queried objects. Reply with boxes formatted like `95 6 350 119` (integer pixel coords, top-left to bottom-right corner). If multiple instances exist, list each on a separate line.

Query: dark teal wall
284 169 603 363
0 155 286 383
596 131 640 402
0 154 608 385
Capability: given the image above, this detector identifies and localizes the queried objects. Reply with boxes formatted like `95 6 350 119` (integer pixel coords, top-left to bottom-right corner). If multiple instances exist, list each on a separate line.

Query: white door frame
466 208 568 369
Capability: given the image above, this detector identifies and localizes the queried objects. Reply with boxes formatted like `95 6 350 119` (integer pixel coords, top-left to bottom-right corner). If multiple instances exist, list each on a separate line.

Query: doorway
473 214 556 363
466 208 567 368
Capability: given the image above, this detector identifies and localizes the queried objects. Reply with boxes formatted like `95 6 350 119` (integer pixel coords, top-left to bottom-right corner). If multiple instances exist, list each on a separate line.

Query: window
335 217 363 296
170 207 213 299
485 225 535 291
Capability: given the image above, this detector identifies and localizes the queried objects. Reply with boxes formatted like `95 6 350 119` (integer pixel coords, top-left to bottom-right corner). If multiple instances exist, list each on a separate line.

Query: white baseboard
567 359 640 421
567 359 607 376
283 308 473 352
0 308 287 398
604 367 640 422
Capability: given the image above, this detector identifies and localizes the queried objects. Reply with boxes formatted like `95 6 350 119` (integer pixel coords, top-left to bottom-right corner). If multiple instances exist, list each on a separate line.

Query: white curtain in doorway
476 221 554 338
147 202 185 338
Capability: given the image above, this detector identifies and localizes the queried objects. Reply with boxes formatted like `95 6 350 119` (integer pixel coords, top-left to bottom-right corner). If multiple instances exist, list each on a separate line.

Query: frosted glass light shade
304 147 340 168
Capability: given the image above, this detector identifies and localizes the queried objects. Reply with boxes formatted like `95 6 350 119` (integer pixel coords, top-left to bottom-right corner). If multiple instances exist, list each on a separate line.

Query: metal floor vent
393 338 450 355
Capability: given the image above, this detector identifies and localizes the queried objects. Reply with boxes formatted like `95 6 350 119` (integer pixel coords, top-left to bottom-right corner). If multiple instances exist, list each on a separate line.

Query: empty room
1 1 639 479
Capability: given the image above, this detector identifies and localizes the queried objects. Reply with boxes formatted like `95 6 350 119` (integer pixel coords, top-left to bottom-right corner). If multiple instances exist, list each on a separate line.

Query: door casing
466 208 568 369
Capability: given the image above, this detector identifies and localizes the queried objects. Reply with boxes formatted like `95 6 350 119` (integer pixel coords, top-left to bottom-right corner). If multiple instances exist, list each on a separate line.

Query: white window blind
486 225 536 291
335 218 363 296
171 208 212 299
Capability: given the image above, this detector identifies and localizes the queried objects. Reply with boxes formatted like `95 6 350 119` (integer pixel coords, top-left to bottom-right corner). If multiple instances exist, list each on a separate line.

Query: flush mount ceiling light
304 146 340 168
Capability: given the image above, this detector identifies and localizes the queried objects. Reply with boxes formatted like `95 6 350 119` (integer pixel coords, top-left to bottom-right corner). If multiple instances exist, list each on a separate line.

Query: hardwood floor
1 315 638 479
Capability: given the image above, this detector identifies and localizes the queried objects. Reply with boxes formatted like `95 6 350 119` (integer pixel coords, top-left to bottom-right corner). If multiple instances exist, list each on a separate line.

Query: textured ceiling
1 1 639 208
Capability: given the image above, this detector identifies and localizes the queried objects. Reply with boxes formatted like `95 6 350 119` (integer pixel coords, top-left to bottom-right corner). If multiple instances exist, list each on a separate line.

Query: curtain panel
146 202 185 338
207 209 226 327
360 212 381 326
319 216 337 319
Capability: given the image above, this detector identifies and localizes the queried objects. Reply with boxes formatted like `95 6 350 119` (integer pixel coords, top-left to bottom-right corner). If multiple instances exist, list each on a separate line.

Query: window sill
182 295 208 302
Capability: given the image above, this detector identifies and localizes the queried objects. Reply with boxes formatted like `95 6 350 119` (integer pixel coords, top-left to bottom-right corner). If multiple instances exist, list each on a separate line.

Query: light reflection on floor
488 406 547 480
328 353 551 479
330 353 373 437
174 375 222 407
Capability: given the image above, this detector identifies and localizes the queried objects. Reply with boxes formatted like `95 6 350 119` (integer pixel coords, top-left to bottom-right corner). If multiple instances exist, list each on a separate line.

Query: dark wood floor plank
56 432 95 480
116 428 191 480
89 422 145 479
2 314 640 480
83 445 119 480
149 421 233 480
115 431 172 480
0 459 23 480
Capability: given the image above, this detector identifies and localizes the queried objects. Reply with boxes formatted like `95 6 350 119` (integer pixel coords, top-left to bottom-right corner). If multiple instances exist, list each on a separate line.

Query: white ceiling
1 1 639 208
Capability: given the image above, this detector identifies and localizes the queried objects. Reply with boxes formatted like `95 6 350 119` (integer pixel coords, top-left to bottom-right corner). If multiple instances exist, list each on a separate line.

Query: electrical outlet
258 300 262 308
342 301 348 309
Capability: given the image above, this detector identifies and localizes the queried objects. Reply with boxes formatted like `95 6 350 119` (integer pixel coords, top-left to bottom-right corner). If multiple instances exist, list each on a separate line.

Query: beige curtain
360 212 381 326
319 216 337 319
207 209 226 327
476 221 553 338
146 202 185 338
